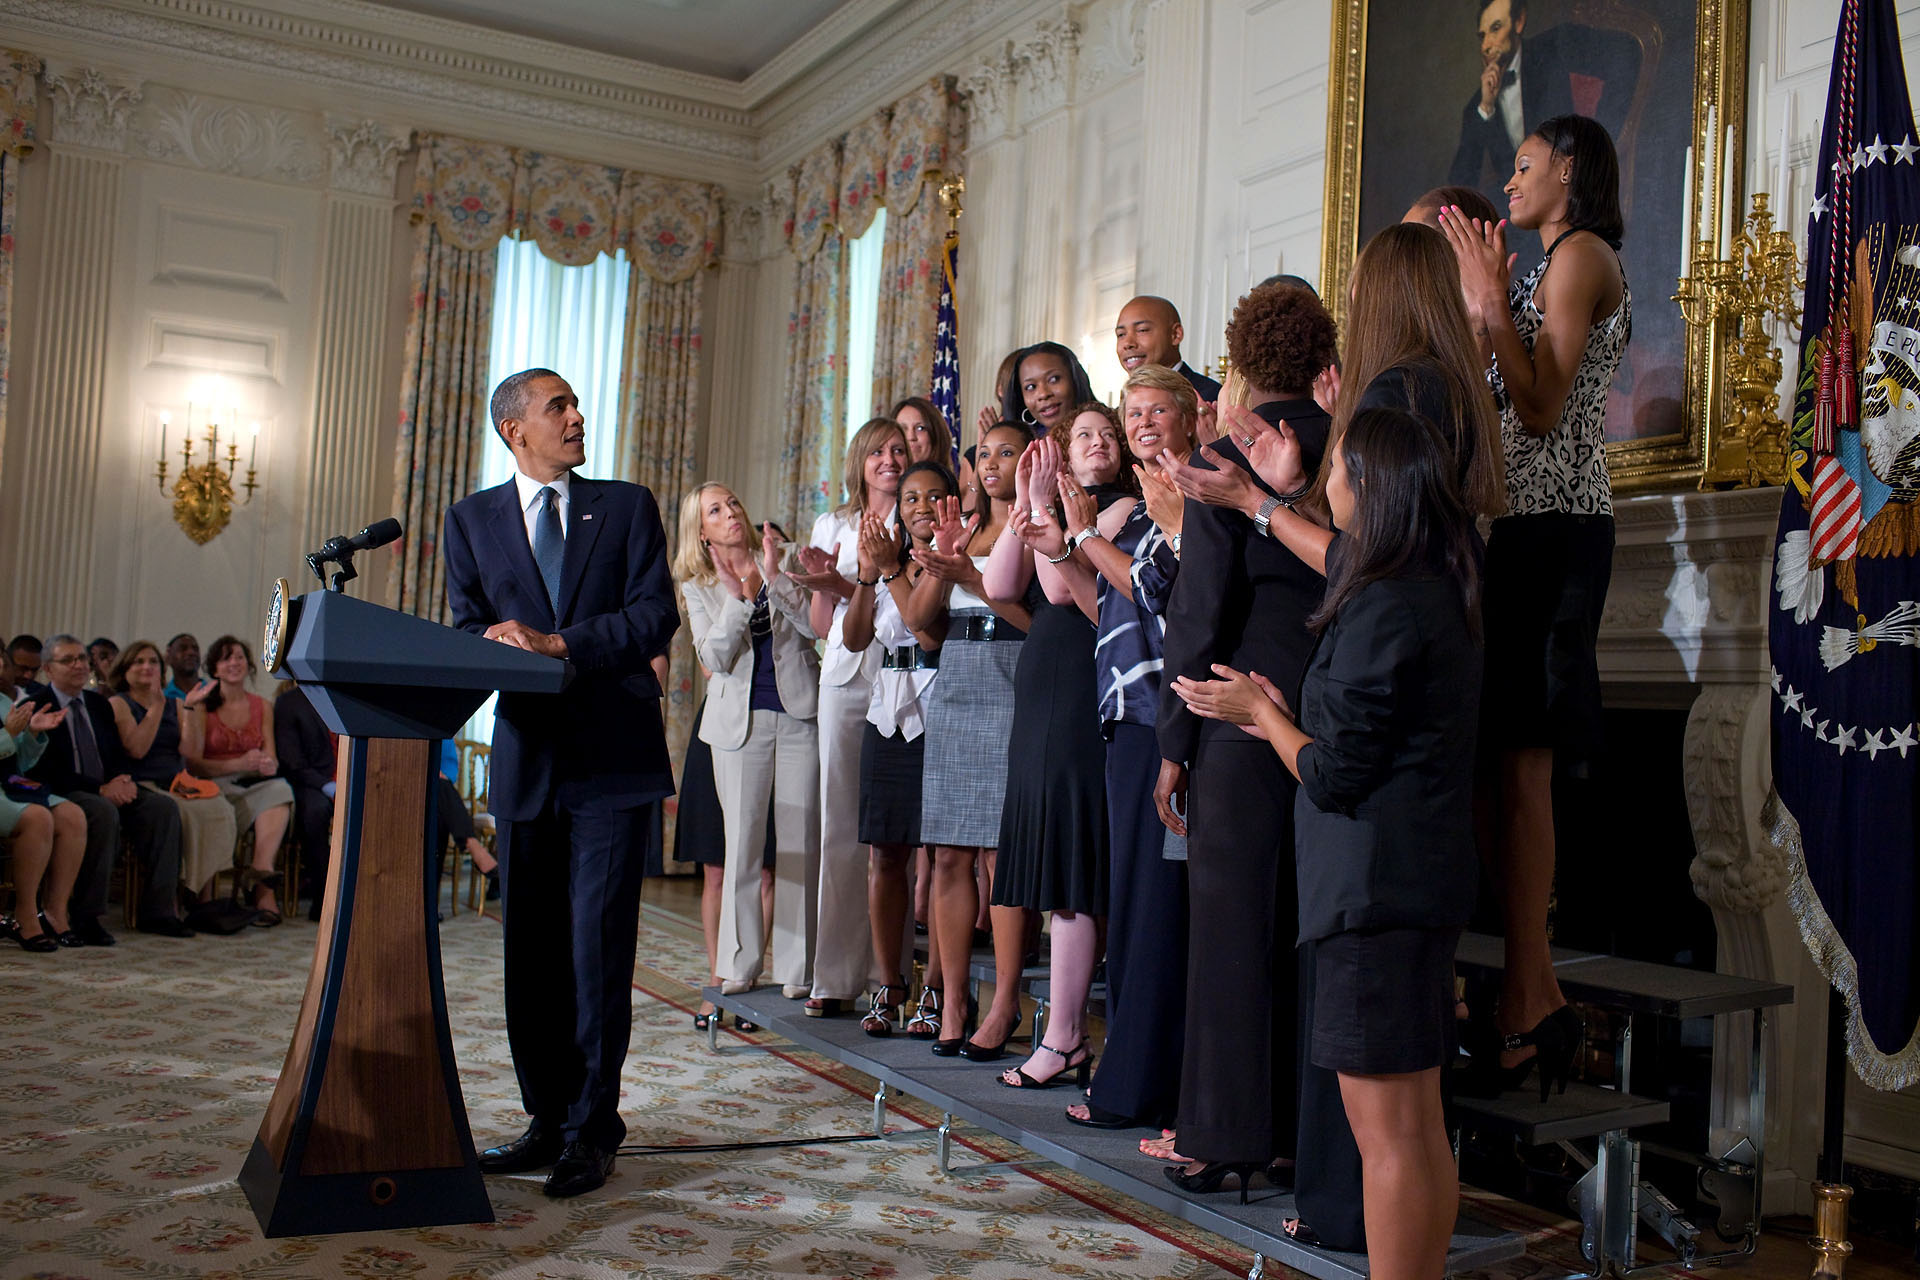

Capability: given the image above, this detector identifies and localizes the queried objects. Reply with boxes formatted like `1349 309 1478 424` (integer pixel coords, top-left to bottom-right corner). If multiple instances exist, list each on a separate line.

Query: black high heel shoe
930 994 976 1057
999 1040 1092 1089
1464 1005 1585 1101
5 917 58 954
38 911 85 948
1164 1160 1266 1205
959 1009 1021 1063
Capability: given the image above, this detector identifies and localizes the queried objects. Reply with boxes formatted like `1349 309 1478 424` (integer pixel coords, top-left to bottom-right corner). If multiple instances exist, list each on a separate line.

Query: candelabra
155 414 258 544
1673 192 1803 488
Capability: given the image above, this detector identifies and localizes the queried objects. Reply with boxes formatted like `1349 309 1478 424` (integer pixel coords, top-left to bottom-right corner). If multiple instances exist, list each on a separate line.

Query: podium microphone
307 517 404 590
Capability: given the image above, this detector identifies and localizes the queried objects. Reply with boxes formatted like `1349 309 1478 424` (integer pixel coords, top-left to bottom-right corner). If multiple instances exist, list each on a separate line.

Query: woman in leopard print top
1439 113 1629 1097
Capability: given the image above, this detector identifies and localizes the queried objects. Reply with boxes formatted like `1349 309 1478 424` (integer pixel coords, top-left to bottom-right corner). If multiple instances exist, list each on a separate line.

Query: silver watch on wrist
1068 525 1101 552
1252 495 1285 536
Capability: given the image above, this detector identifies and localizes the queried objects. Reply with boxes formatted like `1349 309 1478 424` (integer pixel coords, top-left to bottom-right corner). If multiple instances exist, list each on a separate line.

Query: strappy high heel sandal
861 983 904 1037
999 1040 1092 1090
905 986 941 1040
1165 1160 1266 1204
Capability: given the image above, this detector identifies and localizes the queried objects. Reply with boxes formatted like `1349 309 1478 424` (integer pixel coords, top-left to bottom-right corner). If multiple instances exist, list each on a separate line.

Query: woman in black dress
977 345 1132 1081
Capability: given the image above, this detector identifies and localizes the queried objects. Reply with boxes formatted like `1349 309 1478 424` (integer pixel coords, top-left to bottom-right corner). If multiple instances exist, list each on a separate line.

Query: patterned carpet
0 886 1607 1280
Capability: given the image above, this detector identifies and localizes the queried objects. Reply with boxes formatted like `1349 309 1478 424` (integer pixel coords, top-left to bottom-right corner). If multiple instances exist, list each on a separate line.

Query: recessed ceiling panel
365 0 854 79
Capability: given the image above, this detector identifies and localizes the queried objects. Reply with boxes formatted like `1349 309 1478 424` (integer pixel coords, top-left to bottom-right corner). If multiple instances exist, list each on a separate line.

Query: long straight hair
998 342 1095 425
1333 222 1506 519
837 418 909 519
1310 407 1481 641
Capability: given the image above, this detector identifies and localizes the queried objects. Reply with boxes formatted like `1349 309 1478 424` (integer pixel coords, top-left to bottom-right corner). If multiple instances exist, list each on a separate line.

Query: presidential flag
931 227 962 470
1769 0 1920 1088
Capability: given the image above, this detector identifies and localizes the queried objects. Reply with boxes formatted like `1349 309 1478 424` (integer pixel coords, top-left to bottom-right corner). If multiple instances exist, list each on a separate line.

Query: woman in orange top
183 635 295 925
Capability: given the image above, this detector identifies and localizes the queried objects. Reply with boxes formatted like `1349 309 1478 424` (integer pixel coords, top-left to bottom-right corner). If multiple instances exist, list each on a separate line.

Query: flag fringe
1765 788 1920 1090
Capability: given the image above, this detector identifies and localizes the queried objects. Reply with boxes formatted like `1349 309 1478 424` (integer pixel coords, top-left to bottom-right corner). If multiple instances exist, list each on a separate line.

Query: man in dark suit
25 634 192 940
442 367 678 1198
1446 0 1641 191
273 680 336 921
1115 295 1222 404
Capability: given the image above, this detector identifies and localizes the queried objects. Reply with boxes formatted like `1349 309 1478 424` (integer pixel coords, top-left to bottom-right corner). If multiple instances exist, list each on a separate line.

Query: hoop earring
1021 408 1037 426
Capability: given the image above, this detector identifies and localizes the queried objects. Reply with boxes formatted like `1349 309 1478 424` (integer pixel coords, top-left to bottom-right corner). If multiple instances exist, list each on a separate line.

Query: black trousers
289 785 333 890
1293 940 1366 1250
1176 731 1299 1165
1087 723 1187 1127
434 775 477 850
65 788 182 923
498 796 653 1151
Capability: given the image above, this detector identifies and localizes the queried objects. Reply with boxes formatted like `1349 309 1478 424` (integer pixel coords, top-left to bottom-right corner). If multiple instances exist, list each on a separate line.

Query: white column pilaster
4 64 140 632
1136 0 1208 316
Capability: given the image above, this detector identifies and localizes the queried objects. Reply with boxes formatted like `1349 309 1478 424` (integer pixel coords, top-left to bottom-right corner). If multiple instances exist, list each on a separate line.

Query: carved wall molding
1012 16 1079 121
129 86 324 183
42 62 144 152
1075 0 1147 97
959 47 1016 146
324 116 410 198
721 196 776 263
1685 683 1787 916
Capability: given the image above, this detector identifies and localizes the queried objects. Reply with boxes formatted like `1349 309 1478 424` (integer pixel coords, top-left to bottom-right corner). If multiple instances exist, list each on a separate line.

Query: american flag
931 229 962 469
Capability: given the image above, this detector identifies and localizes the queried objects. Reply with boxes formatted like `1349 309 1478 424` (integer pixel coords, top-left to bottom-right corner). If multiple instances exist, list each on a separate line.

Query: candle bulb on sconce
152 402 262 544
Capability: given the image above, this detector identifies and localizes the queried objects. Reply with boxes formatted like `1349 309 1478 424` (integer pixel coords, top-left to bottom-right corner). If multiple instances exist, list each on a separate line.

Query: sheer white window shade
843 206 887 441
467 234 636 746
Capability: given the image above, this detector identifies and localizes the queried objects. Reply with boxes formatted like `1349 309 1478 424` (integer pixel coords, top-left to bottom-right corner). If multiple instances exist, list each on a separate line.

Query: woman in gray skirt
903 421 1035 1052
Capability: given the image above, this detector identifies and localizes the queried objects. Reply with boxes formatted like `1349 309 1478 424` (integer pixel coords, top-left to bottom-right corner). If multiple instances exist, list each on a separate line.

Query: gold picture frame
1320 0 1750 492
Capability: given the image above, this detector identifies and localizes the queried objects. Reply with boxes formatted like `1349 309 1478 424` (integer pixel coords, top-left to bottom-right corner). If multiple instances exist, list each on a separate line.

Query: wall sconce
155 405 259 544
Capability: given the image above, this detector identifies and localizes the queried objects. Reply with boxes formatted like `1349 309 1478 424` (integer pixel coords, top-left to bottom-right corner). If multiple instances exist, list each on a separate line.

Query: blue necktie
533 485 564 618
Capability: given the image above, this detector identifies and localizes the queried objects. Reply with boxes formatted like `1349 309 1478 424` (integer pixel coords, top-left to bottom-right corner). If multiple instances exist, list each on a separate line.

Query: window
843 206 887 440
466 235 634 747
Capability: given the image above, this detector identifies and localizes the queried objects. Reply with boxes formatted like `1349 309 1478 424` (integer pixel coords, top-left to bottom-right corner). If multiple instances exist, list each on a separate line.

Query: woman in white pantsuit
677 483 821 995
790 418 909 1016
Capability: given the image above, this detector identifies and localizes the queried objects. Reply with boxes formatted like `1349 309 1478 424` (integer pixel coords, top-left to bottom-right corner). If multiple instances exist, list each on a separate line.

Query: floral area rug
0 886 1632 1280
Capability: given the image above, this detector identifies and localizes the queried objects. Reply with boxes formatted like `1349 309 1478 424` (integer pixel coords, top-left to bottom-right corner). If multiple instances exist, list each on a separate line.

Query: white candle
1680 144 1695 277
1753 64 1768 194
1702 105 1717 241
1720 124 1738 252
158 409 169 460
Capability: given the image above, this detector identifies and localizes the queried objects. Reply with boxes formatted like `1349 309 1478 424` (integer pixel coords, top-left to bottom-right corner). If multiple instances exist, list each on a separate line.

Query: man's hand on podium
485 619 569 659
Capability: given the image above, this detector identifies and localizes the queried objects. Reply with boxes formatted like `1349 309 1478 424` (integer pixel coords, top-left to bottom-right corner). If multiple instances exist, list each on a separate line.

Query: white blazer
683 573 820 750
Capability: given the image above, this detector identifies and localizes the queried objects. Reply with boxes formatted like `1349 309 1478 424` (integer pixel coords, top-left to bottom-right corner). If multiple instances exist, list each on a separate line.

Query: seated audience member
1115 295 1222 403
25 634 191 938
108 640 238 904
437 736 497 894
162 633 200 700
183 635 295 926
274 678 338 917
2 687 89 950
86 637 119 691
8 634 43 691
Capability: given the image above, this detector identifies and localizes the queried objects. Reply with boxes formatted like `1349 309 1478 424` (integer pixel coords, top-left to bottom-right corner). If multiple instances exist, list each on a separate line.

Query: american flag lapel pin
582 514 593 520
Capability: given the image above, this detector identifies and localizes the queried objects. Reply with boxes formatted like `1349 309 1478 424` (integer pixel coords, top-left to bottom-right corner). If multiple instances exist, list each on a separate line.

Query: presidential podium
239 589 570 1237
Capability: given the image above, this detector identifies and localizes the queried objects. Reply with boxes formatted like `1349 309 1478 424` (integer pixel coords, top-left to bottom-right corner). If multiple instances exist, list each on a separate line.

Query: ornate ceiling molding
325 115 410 198
130 85 325 181
43 61 143 151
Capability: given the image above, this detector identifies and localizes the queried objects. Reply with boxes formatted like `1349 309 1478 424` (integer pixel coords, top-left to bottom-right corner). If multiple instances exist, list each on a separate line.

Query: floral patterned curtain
391 132 723 620
0 47 41 490
872 76 962 419
779 140 848 527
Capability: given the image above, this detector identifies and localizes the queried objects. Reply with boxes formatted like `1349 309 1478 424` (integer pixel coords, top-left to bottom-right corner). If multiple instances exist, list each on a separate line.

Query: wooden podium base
240 736 494 1236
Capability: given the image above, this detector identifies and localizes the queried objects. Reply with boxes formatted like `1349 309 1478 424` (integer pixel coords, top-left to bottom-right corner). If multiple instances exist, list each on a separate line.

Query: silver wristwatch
1252 495 1285 536
1069 525 1101 552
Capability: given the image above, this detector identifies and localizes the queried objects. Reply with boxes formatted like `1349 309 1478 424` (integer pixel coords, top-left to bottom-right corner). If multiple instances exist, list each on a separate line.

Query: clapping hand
27 703 67 734
790 543 846 595
182 679 216 709
1057 472 1097 536
1313 366 1342 417
1010 505 1066 559
714 550 750 601
1135 463 1184 539
1170 664 1292 741
1194 398 1220 445
976 404 999 440
929 495 974 557
1437 205 1515 322
1024 438 1062 523
759 522 785 586
857 512 900 579
1220 403 1307 497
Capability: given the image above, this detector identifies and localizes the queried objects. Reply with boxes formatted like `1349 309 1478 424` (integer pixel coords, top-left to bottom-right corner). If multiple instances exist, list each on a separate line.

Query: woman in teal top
2 689 89 951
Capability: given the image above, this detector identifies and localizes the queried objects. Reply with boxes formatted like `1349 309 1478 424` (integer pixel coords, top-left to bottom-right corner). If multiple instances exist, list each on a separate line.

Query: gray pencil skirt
918 617 1022 848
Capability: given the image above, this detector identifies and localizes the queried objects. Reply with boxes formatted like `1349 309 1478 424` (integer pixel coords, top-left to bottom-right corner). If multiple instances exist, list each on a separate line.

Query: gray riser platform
708 983 1527 1280
1450 1078 1672 1145
1452 932 1793 1020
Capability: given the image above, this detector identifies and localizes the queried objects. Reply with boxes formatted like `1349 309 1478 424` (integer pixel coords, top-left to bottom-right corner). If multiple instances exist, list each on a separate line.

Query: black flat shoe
9 920 58 953
544 1141 613 1198
477 1124 564 1174
1065 1102 1138 1130
1165 1160 1266 1204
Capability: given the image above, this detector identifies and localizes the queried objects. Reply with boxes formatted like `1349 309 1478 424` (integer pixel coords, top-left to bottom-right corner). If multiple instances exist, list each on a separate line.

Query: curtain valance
2 48 41 159
409 133 722 283
782 75 960 261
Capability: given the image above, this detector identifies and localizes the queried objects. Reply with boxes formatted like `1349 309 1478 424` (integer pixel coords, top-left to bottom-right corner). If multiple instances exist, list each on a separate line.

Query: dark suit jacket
1177 361 1223 405
273 685 336 792
1294 575 1480 942
442 475 679 820
1157 397 1331 767
1447 24 1642 188
22 684 126 795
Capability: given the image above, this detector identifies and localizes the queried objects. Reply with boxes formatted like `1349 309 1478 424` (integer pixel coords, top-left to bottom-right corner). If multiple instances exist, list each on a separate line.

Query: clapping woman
109 640 237 902
841 460 955 1036
1173 407 1482 1280
678 483 821 999
1 690 86 951
182 636 295 925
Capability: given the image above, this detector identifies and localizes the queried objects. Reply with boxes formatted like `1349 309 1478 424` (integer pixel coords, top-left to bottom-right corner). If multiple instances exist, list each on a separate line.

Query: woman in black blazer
1175 406 1482 1280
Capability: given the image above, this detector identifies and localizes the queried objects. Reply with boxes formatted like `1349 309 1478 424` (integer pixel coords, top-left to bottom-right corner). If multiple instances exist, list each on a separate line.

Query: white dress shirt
867 581 935 741
1478 45 1525 150
512 469 572 550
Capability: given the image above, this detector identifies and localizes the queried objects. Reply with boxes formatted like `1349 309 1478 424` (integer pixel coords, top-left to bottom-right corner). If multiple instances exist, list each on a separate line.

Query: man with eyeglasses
25 635 193 940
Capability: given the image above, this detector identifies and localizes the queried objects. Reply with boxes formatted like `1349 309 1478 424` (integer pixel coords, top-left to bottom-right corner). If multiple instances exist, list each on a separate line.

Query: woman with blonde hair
677 483 821 998
788 418 909 1016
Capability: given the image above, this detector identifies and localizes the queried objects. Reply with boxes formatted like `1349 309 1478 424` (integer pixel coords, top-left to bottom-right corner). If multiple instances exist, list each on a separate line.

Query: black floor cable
616 1131 896 1156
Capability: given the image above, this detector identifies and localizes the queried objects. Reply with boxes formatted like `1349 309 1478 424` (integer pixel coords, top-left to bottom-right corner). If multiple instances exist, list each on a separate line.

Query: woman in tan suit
677 483 822 997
